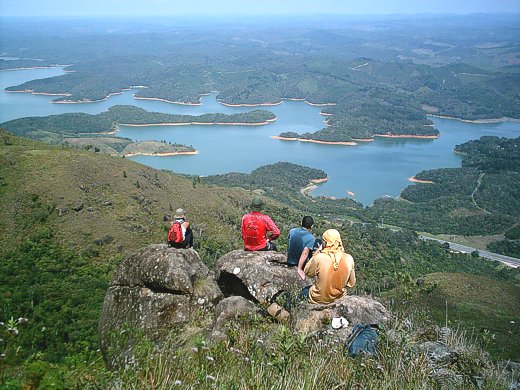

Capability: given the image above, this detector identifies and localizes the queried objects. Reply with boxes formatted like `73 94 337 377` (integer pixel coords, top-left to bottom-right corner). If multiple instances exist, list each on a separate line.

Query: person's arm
297 247 310 280
264 216 280 241
346 254 356 288
304 254 318 277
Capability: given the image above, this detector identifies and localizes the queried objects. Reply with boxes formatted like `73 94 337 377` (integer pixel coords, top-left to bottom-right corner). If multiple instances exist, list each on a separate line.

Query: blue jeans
301 286 311 300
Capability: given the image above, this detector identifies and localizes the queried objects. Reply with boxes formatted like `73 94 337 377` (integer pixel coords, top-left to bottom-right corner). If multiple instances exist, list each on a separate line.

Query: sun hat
174 208 186 219
251 196 264 211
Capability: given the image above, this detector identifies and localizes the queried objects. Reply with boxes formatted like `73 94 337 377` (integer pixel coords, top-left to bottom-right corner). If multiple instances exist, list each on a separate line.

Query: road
419 235 520 268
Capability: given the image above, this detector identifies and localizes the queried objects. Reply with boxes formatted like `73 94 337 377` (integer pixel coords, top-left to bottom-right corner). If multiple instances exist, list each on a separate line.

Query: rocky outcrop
99 245 392 370
99 244 222 369
210 296 261 342
216 249 306 304
293 294 389 334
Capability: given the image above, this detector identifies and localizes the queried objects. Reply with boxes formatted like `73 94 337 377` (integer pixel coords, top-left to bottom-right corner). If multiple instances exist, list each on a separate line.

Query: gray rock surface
216 249 306 304
99 244 222 369
293 294 389 334
210 296 261 342
413 341 462 364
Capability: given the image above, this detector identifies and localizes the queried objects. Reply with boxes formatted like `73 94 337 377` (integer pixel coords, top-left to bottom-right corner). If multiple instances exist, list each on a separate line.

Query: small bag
345 323 379 357
267 303 290 322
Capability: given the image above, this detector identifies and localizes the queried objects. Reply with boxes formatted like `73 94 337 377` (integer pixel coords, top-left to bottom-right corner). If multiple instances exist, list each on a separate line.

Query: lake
2 66 520 206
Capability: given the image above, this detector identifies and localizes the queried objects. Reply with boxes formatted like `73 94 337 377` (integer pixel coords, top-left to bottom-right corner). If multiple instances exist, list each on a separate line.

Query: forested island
0 105 276 143
2 15 519 144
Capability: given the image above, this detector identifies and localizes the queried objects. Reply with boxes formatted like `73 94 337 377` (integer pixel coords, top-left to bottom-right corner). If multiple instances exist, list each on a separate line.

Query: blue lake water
2 66 520 206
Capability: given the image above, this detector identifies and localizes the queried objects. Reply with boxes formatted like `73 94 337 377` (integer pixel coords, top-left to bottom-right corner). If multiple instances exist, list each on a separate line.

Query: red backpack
167 221 183 243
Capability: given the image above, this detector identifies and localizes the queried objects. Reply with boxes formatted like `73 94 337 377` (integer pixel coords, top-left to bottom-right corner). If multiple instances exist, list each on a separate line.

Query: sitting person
301 229 356 304
287 216 316 278
241 196 280 251
167 208 194 249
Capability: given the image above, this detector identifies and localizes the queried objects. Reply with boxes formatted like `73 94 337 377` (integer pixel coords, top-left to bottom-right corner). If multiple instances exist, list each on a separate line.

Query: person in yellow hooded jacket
302 229 356 304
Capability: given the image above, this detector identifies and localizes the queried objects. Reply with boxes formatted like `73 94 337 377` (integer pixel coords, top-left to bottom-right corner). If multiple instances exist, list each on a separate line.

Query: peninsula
0 105 276 143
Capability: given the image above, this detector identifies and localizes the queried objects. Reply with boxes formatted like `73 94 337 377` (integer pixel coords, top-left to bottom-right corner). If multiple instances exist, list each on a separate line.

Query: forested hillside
365 136 520 244
0 105 275 143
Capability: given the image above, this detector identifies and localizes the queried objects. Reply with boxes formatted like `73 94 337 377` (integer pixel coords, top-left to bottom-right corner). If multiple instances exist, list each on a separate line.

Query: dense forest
365 136 520 243
1 15 519 144
0 105 275 143
203 162 363 218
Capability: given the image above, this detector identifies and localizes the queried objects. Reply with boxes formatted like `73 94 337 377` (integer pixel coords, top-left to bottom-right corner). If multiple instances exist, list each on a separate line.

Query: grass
62 309 515 389
384 272 520 360
0 130 275 259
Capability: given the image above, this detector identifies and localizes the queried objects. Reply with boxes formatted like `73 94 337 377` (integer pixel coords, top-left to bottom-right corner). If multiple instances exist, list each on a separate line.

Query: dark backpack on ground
167 221 183 244
345 323 379 357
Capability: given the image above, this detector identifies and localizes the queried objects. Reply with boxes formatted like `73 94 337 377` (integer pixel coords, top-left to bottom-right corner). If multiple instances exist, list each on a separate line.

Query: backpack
167 221 183 244
243 215 262 242
345 323 379 357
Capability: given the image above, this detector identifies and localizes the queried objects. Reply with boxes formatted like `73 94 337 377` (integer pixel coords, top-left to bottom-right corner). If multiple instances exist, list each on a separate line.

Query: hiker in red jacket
241 196 280 251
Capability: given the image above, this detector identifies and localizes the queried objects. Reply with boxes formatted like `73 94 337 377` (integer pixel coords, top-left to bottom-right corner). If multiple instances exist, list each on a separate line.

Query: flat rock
293 294 388 334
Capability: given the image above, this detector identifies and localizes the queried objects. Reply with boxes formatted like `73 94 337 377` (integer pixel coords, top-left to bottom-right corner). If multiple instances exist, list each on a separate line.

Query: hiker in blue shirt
287 216 316 279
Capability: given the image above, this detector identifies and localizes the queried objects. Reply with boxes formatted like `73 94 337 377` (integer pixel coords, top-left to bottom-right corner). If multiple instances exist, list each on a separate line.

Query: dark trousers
258 241 278 251
168 229 194 249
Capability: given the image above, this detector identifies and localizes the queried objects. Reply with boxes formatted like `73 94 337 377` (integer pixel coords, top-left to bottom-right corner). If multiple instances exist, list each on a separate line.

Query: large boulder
293 294 388 334
216 249 306 304
99 244 223 369
210 296 261 342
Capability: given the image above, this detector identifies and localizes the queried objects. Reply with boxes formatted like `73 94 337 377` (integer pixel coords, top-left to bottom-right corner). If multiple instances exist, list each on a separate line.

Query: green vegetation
365 136 520 235
203 162 363 219
0 105 275 143
384 272 520 360
488 239 520 259
1 13 520 385
1 131 519 386
282 97 439 141
2 15 519 148
63 137 195 156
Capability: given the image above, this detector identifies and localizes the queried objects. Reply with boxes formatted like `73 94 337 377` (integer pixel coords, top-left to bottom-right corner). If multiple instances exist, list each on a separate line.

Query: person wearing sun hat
168 208 194 248
301 228 356 304
241 196 280 251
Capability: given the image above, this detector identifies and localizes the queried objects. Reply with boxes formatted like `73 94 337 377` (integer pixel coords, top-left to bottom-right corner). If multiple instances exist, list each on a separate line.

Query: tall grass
82 310 514 389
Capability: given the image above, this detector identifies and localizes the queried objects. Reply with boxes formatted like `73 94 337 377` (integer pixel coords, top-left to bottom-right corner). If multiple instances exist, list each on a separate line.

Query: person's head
251 196 264 212
301 215 314 229
322 229 345 252
174 208 186 219
321 229 345 270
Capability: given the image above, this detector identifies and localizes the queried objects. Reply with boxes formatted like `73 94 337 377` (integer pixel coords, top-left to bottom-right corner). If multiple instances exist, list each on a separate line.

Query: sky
1 0 520 17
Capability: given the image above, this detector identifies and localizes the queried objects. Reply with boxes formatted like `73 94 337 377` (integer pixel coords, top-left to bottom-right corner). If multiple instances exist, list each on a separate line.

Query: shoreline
374 133 439 139
133 95 202 106
122 150 198 158
218 97 337 107
271 135 357 146
5 89 72 97
0 64 71 72
300 177 329 196
428 114 520 124
409 176 434 184
218 100 283 107
120 117 276 127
